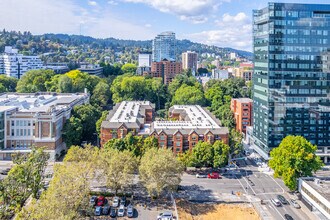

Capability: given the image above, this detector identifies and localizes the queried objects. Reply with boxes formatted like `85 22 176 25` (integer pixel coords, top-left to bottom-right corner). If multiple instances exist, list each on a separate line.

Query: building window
176 141 181 147
160 135 165 140
176 148 181 152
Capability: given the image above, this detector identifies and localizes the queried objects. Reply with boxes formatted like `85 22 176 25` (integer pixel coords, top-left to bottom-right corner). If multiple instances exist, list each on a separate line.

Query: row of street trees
17 146 183 219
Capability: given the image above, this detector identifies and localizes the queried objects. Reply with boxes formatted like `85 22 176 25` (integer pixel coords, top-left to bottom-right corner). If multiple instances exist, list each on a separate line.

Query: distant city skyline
0 0 328 51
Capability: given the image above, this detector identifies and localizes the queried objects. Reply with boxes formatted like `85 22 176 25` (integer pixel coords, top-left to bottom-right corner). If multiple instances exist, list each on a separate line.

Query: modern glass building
152 31 176 62
252 3 330 164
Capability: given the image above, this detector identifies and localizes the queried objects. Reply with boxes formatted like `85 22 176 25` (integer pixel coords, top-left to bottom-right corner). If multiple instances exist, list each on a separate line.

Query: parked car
157 211 173 220
127 204 134 218
277 195 288 204
102 205 110 215
110 207 117 218
90 196 97 206
284 214 294 220
0 168 11 175
112 197 119 207
94 206 102 216
196 173 207 178
96 196 106 206
120 196 127 206
118 205 125 217
271 198 281 207
290 199 301 209
207 172 221 179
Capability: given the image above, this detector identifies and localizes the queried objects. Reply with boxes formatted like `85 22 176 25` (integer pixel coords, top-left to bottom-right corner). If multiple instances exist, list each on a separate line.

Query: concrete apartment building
298 177 330 219
231 98 253 134
78 64 103 77
150 60 182 84
0 46 43 78
138 54 152 67
101 101 229 154
182 51 198 72
0 92 89 160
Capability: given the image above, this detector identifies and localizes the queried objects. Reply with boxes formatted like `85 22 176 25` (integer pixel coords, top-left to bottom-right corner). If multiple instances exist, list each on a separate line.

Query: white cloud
144 24 152 28
107 0 118 5
88 0 98 6
122 0 229 24
188 12 252 51
0 0 154 40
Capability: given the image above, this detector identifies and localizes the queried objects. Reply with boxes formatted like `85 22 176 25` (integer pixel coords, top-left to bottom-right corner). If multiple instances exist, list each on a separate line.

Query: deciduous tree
269 136 323 190
139 148 183 198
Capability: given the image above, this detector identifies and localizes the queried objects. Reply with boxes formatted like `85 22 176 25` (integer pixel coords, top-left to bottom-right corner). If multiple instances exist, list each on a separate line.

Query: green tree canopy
171 84 205 106
121 63 137 74
91 81 111 108
269 136 323 190
62 117 83 147
16 69 55 92
0 75 18 92
110 75 167 109
139 148 184 198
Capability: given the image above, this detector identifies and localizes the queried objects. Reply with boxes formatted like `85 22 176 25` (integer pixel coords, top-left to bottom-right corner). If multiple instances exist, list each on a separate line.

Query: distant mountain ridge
0 30 252 61
41 33 253 59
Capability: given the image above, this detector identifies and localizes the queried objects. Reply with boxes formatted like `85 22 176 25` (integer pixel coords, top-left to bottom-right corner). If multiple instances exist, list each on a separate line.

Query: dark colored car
120 196 126 206
90 196 97 206
284 214 294 220
207 172 221 179
110 207 116 218
96 196 106 206
102 205 110 215
277 195 288 204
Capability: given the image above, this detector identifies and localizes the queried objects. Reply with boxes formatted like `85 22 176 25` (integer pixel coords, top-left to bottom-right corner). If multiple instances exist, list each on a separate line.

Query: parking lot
90 194 175 220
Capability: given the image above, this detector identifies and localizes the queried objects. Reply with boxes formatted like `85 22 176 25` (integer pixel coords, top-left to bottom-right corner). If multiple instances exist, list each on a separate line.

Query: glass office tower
152 32 176 62
252 3 330 163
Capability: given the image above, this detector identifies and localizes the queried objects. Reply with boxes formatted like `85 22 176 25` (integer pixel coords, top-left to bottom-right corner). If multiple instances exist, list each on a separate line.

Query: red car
208 172 222 179
96 196 106 206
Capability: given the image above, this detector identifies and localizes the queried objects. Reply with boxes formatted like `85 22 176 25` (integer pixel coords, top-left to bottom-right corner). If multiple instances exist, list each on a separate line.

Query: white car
271 198 281 207
118 205 125 217
157 211 173 220
196 173 207 178
112 196 119 207
290 199 301 209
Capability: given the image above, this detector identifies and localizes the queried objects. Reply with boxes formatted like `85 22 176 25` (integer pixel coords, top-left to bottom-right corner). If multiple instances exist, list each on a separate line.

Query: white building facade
138 54 152 67
0 46 43 78
152 32 176 62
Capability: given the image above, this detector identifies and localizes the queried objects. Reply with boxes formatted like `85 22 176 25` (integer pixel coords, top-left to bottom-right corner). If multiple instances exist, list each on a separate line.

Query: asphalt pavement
179 159 318 220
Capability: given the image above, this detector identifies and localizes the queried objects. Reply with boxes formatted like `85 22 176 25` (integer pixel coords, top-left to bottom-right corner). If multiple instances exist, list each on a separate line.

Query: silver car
118 205 125 217
112 196 119 207
127 204 134 218
196 173 207 178
290 199 301 209
271 198 281 207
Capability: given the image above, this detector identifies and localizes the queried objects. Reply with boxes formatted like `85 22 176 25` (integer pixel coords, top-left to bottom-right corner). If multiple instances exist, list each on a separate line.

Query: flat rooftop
303 177 330 201
233 98 253 103
0 93 88 113
109 101 152 123
154 105 221 130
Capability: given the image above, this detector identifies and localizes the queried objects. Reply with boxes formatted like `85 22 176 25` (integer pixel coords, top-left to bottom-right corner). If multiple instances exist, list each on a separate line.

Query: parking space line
242 177 257 195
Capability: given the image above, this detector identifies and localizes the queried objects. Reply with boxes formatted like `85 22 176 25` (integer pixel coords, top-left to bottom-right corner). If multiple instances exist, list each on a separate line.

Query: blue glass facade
252 3 330 163
152 32 176 62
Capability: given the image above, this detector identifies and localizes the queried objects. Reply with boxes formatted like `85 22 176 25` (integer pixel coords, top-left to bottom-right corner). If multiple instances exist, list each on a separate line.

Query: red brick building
151 60 182 84
230 98 253 134
101 102 229 154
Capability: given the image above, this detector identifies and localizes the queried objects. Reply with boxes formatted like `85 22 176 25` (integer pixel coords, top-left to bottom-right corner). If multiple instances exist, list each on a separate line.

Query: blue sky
0 0 328 51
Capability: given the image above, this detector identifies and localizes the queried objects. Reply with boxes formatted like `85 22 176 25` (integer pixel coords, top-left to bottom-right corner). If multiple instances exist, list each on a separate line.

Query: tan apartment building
101 101 229 154
230 98 253 134
0 92 89 160
182 51 198 72
151 59 182 84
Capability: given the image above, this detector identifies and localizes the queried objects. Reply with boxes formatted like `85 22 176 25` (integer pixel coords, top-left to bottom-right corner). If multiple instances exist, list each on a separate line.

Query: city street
178 159 316 220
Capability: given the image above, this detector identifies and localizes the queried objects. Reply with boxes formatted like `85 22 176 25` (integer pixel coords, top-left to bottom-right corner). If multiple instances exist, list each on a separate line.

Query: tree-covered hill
0 30 252 63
